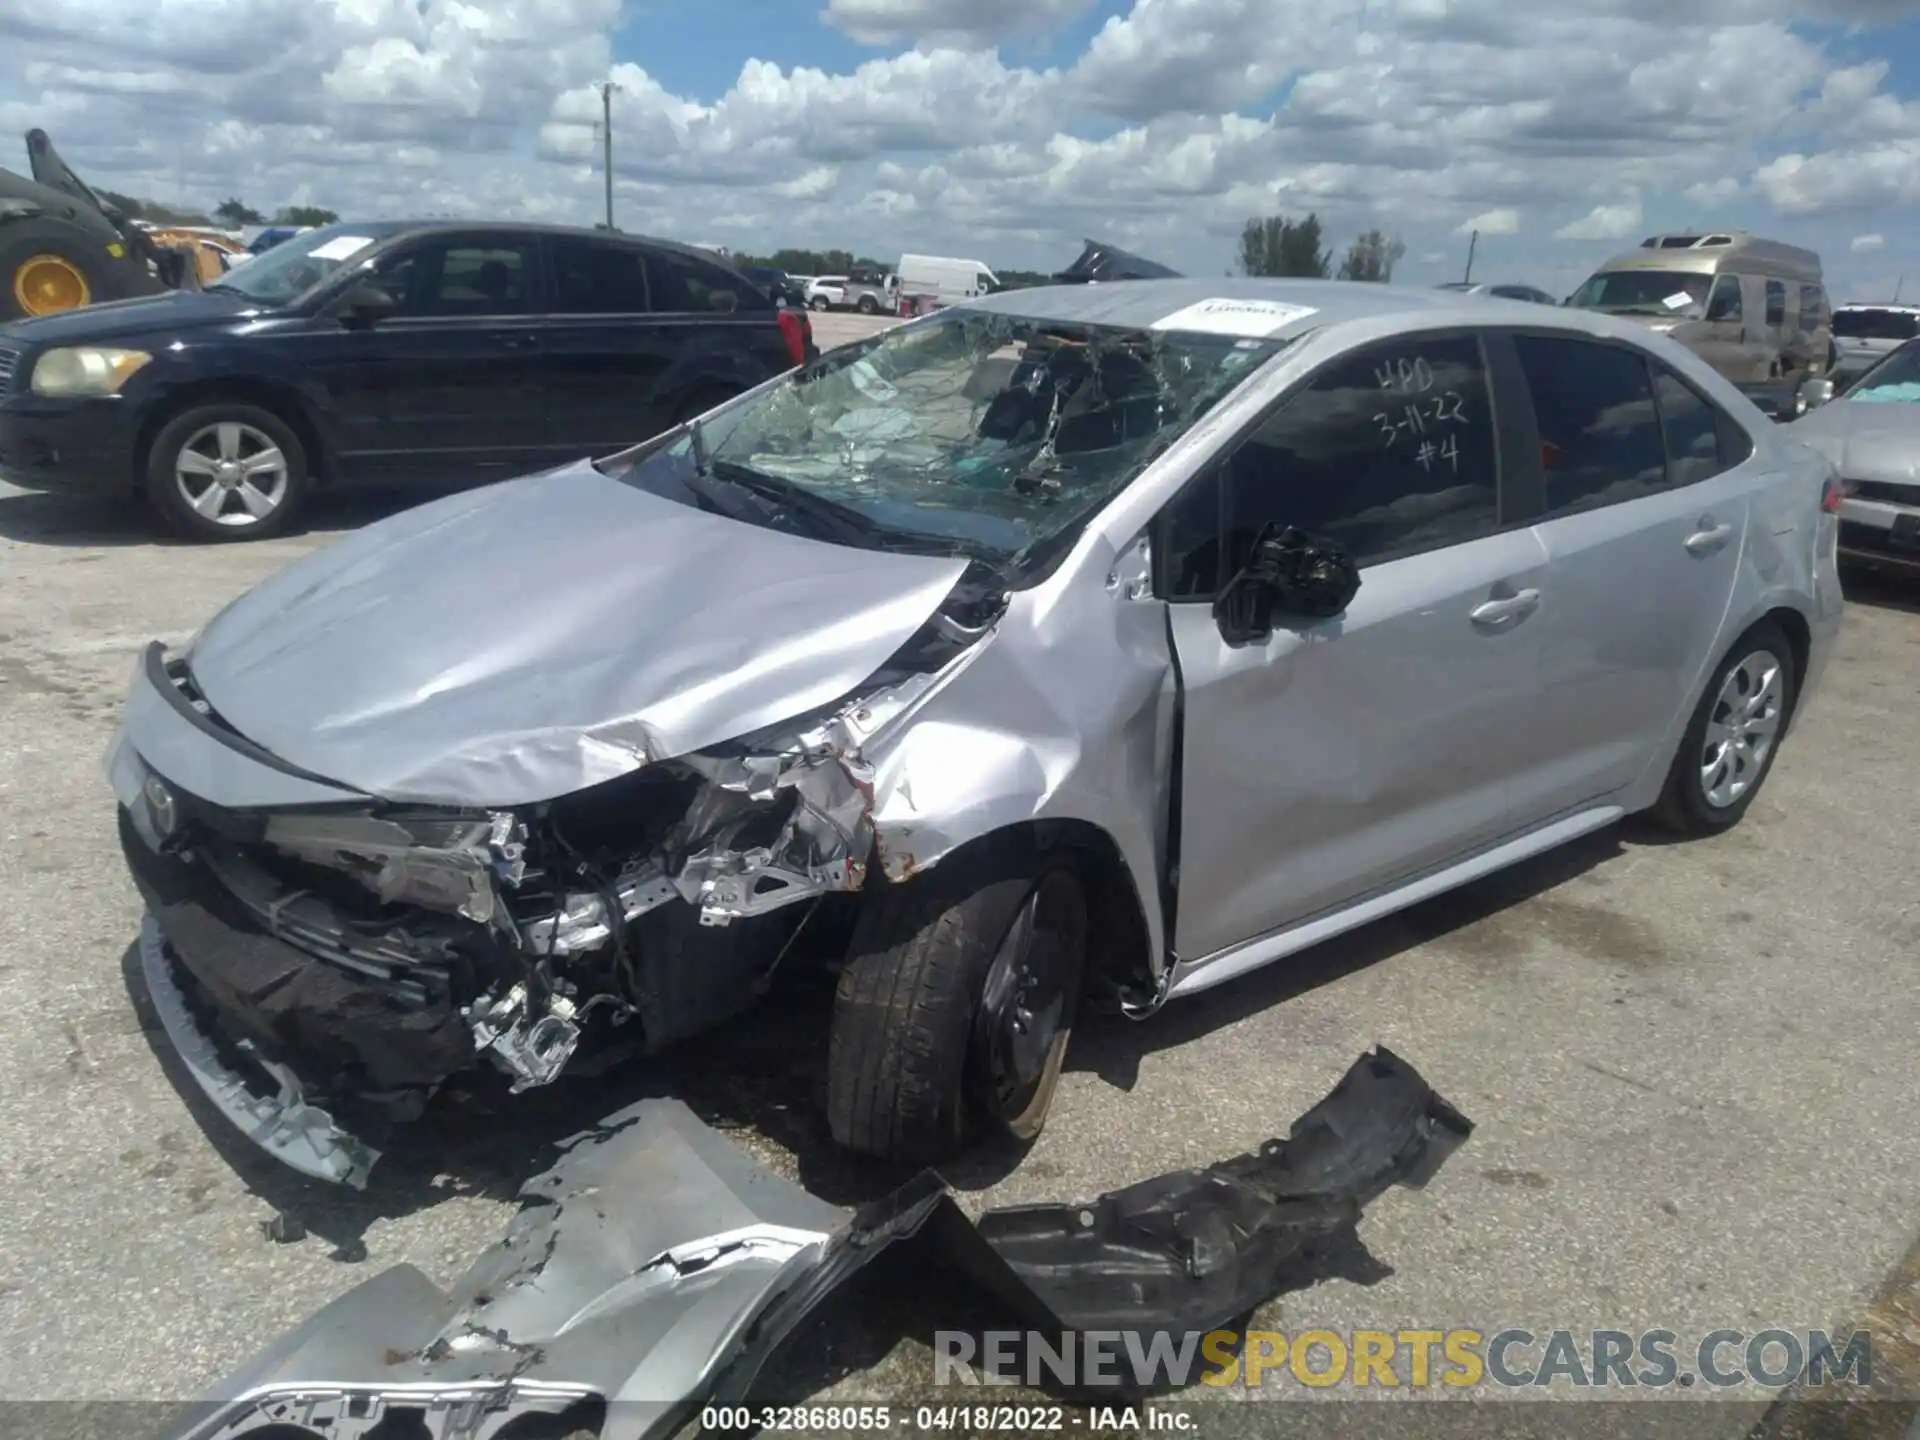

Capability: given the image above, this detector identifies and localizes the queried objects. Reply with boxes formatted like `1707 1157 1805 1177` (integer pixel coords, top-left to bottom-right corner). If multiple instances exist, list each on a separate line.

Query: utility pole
596 81 621 231
1463 229 1478 285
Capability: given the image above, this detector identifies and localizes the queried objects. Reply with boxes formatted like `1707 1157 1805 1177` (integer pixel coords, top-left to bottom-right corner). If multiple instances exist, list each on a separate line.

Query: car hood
1787 399 1920 489
185 460 971 807
0 286 253 346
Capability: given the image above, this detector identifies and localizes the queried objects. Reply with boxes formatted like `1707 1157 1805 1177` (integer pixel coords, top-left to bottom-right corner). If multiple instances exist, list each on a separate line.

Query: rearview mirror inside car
337 281 397 325
1212 525 1361 645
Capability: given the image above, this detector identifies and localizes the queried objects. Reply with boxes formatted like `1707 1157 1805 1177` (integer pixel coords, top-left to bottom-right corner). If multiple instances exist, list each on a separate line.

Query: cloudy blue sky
1 0 1916 299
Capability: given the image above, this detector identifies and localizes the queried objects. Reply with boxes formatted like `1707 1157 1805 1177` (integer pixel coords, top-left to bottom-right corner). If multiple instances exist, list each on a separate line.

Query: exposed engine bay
120 570 1009 1181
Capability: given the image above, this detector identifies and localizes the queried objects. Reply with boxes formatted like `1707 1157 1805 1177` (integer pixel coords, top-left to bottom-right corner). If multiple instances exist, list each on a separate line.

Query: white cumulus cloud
1459 209 1520 235
0 0 1912 292
1555 199 1644 241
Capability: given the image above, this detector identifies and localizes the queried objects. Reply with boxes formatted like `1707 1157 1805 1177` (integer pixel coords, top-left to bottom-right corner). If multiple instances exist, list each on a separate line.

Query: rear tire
143 402 310 542
827 846 1088 1163
1651 621 1796 836
809 296 830 312
0 220 112 320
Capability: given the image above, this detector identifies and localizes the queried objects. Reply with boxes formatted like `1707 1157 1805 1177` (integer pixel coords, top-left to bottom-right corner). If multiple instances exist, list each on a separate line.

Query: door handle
1685 521 1734 555
1470 588 1540 626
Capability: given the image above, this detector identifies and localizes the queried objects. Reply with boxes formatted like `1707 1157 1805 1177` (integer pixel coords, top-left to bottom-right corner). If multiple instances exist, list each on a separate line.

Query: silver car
1827 302 1920 386
1789 336 1920 575
1436 281 1561 306
109 279 1843 1187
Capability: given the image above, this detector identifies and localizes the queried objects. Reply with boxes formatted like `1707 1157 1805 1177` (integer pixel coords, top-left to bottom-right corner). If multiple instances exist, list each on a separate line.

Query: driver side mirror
1212 525 1361 646
1797 375 1836 413
336 281 396 326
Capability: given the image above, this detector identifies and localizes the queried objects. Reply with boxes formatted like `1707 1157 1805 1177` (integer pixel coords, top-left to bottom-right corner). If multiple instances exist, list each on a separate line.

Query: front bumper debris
165 1048 1471 1440
139 916 380 1188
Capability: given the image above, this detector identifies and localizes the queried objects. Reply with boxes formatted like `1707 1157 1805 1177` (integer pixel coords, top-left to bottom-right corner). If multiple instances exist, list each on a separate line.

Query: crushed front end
112 632 968 1187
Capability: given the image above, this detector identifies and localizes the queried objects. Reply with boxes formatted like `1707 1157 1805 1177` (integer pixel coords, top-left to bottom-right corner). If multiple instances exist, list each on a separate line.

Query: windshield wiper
706 457 903 546
692 450 1012 574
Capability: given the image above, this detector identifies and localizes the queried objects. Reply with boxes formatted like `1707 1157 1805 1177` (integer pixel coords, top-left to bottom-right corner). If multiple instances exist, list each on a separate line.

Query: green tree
275 205 339 227
1237 212 1331 278
95 190 213 226
213 197 265 226
1337 229 1408 283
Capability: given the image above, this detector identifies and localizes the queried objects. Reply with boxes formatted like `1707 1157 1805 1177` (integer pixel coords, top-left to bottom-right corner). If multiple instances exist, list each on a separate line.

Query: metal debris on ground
163 1047 1471 1440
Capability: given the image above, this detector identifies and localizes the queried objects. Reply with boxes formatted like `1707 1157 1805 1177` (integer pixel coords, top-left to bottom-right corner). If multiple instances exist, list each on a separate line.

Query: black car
738 265 808 309
0 221 817 539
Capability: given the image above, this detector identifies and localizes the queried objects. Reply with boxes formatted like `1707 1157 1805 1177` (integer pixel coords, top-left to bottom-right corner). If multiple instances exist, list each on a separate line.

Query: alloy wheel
1699 648 1785 808
173 421 290 528
975 869 1087 1136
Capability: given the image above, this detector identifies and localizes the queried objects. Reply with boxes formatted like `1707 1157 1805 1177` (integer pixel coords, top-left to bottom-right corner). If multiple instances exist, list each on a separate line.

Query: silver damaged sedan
108 280 1845 1186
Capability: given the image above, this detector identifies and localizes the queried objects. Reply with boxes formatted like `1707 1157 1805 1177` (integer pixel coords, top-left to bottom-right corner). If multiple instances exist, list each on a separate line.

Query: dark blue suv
0 221 816 539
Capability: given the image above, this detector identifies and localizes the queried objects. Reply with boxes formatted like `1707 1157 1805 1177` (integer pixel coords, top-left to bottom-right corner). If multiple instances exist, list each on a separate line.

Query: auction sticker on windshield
309 235 375 261
1150 297 1319 337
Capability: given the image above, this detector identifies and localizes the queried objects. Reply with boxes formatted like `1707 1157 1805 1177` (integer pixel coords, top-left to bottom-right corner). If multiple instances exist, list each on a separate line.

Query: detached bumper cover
138 915 379 1188
167 1049 1471 1440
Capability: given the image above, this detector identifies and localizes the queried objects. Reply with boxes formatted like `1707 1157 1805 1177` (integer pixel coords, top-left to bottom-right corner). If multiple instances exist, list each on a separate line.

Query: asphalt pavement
0 308 1915 1433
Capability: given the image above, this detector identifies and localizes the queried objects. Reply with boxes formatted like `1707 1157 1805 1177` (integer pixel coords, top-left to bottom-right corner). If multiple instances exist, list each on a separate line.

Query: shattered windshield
643 309 1285 574
1569 270 1711 316
1846 341 1920 401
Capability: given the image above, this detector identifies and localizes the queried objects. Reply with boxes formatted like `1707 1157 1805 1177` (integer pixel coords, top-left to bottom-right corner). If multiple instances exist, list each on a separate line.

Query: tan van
1567 232 1831 386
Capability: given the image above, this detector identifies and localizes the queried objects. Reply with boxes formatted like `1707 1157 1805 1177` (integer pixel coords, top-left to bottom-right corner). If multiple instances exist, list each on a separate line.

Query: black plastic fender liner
713 1046 1472 1403
167 1048 1472 1439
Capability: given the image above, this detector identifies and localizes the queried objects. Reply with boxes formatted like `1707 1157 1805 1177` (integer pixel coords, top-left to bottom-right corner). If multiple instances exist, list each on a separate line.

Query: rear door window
1161 332 1504 597
644 250 767 314
550 238 651 314
1798 285 1827 329
1765 279 1786 327
1513 334 1667 517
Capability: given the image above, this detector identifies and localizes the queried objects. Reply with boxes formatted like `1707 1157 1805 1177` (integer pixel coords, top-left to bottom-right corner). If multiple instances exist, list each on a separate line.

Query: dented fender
863 530 1176 981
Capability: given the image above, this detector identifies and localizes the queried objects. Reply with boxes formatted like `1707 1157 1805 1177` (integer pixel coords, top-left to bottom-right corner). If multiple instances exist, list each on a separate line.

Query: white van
1568 232 1831 386
896 254 997 308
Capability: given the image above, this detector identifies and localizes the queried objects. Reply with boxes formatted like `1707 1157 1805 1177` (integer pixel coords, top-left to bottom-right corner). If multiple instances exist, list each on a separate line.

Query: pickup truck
806 269 896 314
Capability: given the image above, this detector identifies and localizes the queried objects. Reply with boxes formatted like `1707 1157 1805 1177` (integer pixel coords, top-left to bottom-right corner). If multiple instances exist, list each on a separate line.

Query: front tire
827 847 1088 1163
856 294 880 315
1651 621 1796 836
144 402 309 541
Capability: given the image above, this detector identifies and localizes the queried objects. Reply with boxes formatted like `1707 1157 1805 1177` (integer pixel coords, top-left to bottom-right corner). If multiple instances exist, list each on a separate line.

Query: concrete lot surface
0 309 1915 1432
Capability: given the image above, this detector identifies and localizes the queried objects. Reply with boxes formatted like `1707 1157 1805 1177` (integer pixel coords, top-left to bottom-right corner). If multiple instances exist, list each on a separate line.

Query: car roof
966 278 1631 342
343 220 732 265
